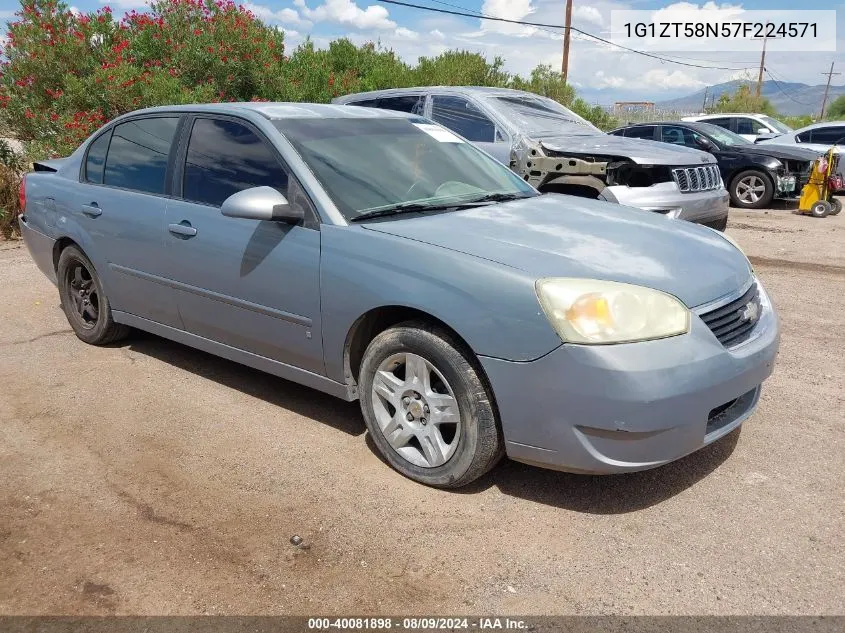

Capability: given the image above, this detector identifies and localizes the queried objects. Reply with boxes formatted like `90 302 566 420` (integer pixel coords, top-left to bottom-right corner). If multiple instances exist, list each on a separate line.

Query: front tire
811 201 831 218
358 321 503 488
57 246 130 345
730 170 774 209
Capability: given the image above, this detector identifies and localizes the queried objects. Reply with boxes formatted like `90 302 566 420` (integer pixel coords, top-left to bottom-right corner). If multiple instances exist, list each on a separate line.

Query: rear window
84 130 111 184
103 117 179 194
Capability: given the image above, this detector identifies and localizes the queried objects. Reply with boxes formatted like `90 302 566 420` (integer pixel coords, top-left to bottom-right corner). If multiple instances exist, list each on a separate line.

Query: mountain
656 80 845 116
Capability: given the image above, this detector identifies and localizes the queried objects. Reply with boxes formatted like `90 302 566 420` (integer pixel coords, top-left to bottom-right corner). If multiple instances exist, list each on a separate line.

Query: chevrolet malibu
19 103 780 488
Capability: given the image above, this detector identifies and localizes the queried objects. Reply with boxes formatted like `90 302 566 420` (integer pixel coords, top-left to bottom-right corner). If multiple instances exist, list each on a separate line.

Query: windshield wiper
351 192 533 222
351 201 464 222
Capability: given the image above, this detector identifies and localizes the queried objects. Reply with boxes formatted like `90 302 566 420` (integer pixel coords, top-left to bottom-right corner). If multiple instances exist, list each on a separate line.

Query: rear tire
830 198 842 216
730 170 774 209
57 246 130 345
358 321 503 488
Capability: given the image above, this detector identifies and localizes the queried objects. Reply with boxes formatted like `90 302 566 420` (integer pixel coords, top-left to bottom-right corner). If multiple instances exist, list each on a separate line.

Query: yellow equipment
798 147 842 218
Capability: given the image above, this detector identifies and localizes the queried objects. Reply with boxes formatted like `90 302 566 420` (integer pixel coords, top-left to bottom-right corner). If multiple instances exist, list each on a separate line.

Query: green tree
713 84 777 115
824 95 845 120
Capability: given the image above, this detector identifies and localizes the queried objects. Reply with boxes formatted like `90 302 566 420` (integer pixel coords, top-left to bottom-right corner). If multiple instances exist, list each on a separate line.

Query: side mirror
755 127 768 135
695 137 716 151
220 186 304 224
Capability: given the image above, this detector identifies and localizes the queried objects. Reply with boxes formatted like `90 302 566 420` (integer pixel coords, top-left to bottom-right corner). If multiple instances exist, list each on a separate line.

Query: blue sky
1 0 842 104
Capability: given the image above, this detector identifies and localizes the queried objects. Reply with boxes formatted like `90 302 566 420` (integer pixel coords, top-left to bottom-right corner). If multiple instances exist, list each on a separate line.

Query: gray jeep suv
334 87 730 230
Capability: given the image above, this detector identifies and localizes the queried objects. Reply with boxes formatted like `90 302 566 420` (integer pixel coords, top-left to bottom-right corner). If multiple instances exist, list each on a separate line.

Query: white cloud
480 0 537 36
246 4 306 25
572 6 603 27
298 0 396 30
99 0 150 7
395 27 419 40
430 29 445 40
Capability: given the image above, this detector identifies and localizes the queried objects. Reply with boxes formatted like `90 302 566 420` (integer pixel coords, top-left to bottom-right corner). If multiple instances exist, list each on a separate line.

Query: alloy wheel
736 175 766 204
370 352 462 468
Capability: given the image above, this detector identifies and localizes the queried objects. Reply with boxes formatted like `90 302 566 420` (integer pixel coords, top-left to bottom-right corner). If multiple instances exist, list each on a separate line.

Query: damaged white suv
334 87 730 230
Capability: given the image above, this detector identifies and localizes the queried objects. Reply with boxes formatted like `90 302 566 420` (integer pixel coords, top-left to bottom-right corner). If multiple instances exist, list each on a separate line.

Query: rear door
161 115 324 374
71 115 183 327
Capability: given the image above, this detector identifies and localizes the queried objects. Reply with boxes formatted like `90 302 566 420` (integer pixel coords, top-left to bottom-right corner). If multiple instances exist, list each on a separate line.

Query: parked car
755 121 845 188
19 103 779 488
681 113 792 142
610 121 821 209
333 87 730 231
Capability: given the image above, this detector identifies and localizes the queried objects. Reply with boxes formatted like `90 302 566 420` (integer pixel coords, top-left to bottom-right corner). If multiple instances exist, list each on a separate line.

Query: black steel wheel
57 246 130 345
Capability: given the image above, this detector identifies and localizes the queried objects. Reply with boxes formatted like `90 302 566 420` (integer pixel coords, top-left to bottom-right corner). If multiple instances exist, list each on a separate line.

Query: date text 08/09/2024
307 617 528 630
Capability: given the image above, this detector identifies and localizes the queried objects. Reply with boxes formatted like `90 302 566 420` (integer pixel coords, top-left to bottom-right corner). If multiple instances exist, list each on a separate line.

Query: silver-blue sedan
18 103 780 488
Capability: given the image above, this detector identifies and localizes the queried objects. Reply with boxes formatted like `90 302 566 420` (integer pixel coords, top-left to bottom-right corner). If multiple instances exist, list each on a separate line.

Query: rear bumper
480 280 780 474
19 214 57 285
602 181 730 225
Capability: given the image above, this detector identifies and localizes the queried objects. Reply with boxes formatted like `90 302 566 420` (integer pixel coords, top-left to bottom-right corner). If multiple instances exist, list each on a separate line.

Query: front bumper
480 280 780 474
602 181 730 225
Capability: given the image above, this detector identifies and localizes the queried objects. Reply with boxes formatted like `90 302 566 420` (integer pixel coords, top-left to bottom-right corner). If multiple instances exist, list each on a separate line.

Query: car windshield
697 122 751 146
489 95 601 136
760 116 792 134
275 117 537 220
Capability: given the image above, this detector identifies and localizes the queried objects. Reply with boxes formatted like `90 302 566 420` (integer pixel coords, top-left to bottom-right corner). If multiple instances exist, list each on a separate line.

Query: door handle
168 222 197 237
82 204 102 218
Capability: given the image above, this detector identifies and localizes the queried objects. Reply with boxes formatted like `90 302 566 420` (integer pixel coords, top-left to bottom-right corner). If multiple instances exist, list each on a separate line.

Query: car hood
728 143 822 161
534 133 717 166
361 194 751 308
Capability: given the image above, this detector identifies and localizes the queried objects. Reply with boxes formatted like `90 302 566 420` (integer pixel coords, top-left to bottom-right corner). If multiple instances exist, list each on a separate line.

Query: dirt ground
0 205 843 616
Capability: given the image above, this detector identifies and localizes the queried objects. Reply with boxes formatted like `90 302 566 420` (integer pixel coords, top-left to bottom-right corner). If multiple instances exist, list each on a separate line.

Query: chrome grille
698 282 762 348
672 165 722 193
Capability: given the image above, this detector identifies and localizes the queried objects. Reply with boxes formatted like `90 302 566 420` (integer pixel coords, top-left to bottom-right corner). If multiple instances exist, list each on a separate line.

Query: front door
162 116 324 374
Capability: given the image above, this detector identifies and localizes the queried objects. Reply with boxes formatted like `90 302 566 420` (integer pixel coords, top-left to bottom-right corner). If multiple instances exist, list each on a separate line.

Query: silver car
19 103 779 488
334 87 730 230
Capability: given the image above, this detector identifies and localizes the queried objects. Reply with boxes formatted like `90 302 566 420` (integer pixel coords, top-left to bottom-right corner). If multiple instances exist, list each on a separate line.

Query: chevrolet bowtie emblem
740 301 759 323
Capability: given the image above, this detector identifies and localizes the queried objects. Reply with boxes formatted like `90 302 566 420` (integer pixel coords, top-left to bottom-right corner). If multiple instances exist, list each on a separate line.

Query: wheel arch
52 236 82 272
342 305 490 397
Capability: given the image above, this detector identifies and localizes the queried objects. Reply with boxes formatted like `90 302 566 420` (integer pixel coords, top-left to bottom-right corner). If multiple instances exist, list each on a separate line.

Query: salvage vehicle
333 87 730 231
19 103 779 488
610 121 821 209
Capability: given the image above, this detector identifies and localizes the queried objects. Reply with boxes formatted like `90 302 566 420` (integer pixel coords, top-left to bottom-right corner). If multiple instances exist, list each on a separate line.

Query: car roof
792 120 845 132
112 102 416 120
690 113 769 118
333 86 542 102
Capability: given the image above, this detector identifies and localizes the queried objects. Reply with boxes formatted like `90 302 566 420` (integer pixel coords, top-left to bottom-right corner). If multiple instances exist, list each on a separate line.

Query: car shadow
364 426 740 514
460 428 741 513
115 330 739 513
118 330 365 437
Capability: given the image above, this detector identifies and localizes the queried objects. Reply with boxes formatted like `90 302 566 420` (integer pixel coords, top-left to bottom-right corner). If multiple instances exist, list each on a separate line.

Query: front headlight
535 278 690 344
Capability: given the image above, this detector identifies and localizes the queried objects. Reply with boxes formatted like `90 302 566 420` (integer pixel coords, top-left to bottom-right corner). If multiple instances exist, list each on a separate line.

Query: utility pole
755 34 768 99
701 86 709 113
561 0 573 83
820 62 841 119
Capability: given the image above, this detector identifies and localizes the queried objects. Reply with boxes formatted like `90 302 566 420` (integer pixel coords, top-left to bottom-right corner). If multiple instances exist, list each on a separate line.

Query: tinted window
706 118 732 131
810 126 845 144
661 125 693 146
736 118 757 135
796 130 813 143
85 130 111 184
377 95 424 114
347 99 379 108
183 118 289 208
625 126 656 140
430 96 496 142
103 117 179 194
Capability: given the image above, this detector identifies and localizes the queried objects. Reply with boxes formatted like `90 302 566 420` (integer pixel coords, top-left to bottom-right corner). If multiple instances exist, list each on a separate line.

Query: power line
424 0 756 67
764 69 813 106
378 0 757 71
